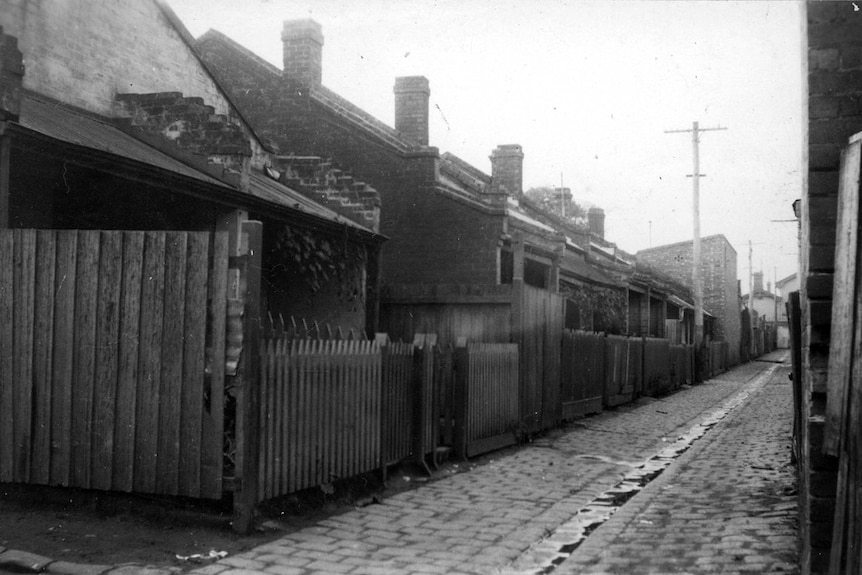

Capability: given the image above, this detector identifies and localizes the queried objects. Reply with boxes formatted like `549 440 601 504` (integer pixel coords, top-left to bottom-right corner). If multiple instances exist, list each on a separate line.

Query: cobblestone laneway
554 355 798 574
190 354 797 575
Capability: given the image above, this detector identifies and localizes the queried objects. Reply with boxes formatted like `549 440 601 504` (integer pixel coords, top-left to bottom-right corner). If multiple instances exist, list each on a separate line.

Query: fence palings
669 344 694 388
381 340 415 466
643 338 672 397
257 338 382 500
0 229 227 499
605 335 640 407
561 330 604 419
454 343 519 459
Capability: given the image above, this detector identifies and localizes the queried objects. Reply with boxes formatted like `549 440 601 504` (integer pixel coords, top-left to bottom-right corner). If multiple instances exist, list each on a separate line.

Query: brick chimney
588 207 605 239
282 19 324 89
753 271 764 293
394 76 430 146
0 27 24 121
489 144 523 197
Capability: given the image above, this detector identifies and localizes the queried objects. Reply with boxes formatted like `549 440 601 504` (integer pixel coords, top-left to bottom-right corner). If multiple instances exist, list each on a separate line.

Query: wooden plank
113 231 143 492
826 142 862 455
70 230 99 488
179 233 209 498
233 221 262 529
92 231 122 491
134 232 166 494
31 231 56 485
201 231 228 498
0 230 13 482
49 231 77 486
12 229 36 482
156 232 187 495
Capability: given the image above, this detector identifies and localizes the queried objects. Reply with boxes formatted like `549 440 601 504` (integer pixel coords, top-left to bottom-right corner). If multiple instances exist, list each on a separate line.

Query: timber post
232 220 263 534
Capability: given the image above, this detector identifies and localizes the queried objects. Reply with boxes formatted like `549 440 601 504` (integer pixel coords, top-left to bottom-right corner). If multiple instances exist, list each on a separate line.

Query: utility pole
665 121 727 348
749 240 755 359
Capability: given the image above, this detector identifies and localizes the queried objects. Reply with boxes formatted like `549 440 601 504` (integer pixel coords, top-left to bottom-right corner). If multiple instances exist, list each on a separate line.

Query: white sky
169 0 805 288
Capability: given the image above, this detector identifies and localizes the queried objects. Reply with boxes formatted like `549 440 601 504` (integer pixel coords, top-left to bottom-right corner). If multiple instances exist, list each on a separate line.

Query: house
775 272 799 299
636 235 742 366
0 0 383 508
741 271 788 350
742 271 782 322
196 22 701 341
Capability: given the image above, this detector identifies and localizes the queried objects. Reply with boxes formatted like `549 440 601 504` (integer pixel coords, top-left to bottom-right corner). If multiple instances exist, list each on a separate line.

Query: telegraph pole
749 240 755 358
665 121 727 348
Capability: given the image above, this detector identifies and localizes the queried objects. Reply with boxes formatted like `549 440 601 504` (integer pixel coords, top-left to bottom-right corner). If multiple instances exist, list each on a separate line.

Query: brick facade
637 235 741 365
800 2 859 572
196 28 507 288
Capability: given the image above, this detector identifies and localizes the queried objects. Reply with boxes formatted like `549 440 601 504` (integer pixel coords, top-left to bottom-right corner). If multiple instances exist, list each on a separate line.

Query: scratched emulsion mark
501 364 778 575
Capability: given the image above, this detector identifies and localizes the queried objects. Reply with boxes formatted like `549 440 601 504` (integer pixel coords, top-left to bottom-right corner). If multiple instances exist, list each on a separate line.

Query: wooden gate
518 285 564 432
561 330 604 419
453 343 520 458
604 335 641 407
0 229 228 499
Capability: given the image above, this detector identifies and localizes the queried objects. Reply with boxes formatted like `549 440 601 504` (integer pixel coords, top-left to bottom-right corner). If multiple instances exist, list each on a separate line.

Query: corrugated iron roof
15 93 376 235
18 94 229 189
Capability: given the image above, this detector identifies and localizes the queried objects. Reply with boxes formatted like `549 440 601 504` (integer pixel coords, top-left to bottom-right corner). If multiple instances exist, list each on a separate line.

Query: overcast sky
169 0 805 289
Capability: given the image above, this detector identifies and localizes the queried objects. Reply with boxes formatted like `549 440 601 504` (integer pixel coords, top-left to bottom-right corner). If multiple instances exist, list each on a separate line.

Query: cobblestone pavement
552 353 798 574
179 352 795 575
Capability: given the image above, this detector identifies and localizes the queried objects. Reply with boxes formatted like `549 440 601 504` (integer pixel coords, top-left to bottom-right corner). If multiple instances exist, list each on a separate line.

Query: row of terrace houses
195 17 738 348
0 0 741 515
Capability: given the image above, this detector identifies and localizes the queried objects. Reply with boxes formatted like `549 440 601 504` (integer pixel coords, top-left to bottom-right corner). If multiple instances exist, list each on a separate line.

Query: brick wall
637 235 740 364
801 2 857 572
198 31 506 288
0 0 233 119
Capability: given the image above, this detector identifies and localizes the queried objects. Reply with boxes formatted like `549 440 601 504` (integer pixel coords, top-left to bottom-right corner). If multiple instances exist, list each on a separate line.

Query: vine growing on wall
266 223 367 305
561 282 627 334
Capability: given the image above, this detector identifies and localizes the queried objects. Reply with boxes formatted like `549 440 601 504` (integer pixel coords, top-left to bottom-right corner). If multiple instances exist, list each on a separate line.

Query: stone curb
0 548 181 575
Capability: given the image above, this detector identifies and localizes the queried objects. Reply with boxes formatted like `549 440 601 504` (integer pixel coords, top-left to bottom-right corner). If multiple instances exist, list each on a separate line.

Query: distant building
636 235 741 366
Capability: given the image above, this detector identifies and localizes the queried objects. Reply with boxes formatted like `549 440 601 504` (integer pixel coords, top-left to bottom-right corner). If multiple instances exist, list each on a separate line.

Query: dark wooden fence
643 337 673 396
706 341 729 377
0 229 228 499
518 285 564 432
561 330 604 419
453 343 520 458
605 335 640 406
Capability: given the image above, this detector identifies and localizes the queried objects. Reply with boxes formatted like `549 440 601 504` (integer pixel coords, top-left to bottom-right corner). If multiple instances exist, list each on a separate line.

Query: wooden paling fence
604 335 641 407
643 337 673 397
561 330 605 419
707 341 729 377
381 337 416 467
0 229 228 499
670 344 695 388
257 336 382 500
454 343 520 458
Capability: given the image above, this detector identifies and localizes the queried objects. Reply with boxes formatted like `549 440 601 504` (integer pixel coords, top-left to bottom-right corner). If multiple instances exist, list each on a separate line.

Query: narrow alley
187 351 797 575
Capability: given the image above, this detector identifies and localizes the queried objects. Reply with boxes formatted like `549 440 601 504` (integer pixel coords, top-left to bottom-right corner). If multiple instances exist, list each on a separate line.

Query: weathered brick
807 170 839 197
809 48 840 71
